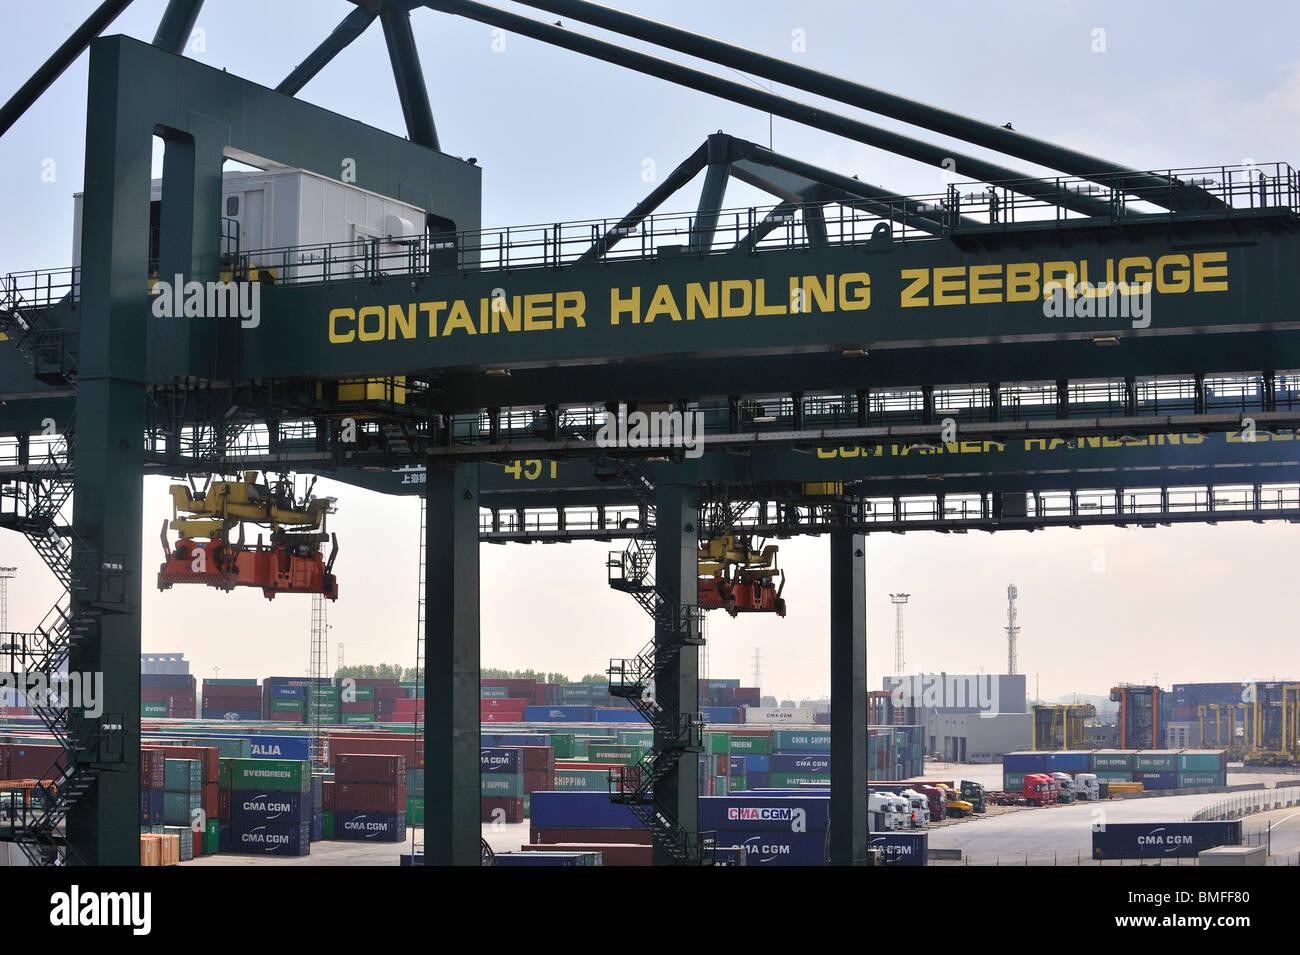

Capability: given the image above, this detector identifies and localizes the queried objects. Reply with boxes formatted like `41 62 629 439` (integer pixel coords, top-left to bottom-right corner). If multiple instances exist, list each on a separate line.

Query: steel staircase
0 273 77 384
600 460 714 865
0 427 126 865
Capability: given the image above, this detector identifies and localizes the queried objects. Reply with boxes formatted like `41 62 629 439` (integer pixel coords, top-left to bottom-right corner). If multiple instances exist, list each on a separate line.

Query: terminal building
878 673 1031 763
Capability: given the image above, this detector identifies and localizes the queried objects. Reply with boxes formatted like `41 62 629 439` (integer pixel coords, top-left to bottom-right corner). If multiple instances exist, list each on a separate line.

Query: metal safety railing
218 161 1299 286
1191 785 1300 822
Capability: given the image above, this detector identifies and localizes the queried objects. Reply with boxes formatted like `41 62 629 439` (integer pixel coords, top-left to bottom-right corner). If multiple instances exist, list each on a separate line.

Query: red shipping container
375 686 404 700
202 782 219 820
328 734 422 768
269 712 304 723
335 752 406 783
340 701 375 715
531 827 651 845
480 699 528 711
522 769 552 794
322 779 336 811
334 782 407 812
481 796 524 823
218 788 231 821
193 829 204 859
522 843 651 866
517 746 556 773
0 744 11 780
481 679 536 697
481 711 528 723
533 684 555 706
9 744 66 779
201 683 261 698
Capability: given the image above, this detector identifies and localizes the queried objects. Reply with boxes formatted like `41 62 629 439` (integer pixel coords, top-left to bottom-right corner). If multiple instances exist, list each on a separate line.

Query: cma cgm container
723 830 827 865
870 831 929 867
1092 821 1241 859
770 753 831 775
334 810 407 841
229 822 311 856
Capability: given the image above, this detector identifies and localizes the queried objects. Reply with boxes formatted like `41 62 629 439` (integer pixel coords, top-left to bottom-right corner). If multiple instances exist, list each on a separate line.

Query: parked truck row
868 771 1104 827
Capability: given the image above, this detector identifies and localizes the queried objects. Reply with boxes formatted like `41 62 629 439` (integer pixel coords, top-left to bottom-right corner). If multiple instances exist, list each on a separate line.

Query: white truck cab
1073 772 1100 800
868 792 903 830
899 788 931 827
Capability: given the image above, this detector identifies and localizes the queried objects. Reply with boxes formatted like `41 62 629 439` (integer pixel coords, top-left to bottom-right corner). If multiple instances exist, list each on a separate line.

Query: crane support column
829 531 867 865
422 463 481 865
653 475 700 864
69 40 156 864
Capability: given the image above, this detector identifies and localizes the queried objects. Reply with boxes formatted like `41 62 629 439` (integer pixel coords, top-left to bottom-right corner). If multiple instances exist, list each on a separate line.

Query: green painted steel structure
0 0 1298 867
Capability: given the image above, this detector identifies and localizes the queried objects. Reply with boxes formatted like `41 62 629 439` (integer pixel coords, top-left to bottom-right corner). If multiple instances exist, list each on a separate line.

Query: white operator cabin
72 167 427 281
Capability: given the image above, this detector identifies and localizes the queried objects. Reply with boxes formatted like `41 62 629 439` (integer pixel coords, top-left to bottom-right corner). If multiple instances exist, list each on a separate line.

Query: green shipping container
1178 751 1226 772
1176 771 1225 788
549 734 574 759
616 731 655 746
220 758 312 793
204 818 219 855
729 735 771 755
341 685 375 701
1133 750 1178 773
769 772 830 787
706 732 731 755
523 792 531 818
272 700 304 712
586 743 644 765
1003 771 1026 792
407 768 425 797
1091 750 1134 772
1094 771 1132 782
772 730 832 752
481 774 524 797
552 769 608 792
142 702 167 717
341 713 373 725
322 810 334 839
406 797 425 825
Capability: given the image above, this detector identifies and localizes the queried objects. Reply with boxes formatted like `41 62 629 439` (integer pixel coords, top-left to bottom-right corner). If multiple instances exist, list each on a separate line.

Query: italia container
1045 751 1091 773
247 735 311 761
230 790 314 824
1002 751 1048 773
1091 750 1134 773
1092 821 1241 859
770 753 831 775
230 821 311 856
771 730 832 752
220 758 312 793
870 831 928 867
334 810 407 841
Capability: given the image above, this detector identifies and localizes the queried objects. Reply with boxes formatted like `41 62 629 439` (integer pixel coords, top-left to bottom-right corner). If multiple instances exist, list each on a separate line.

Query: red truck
986 773 1059 807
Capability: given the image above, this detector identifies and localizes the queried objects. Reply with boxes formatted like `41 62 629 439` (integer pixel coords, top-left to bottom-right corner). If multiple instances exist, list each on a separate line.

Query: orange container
160 832 181 866
140 834 161 866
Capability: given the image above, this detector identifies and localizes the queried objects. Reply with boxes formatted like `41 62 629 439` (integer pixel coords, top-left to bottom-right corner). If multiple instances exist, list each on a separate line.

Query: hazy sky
1 1 1298 702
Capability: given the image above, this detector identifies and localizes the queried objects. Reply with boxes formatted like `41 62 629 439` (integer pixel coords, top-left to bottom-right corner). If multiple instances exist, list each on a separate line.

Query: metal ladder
0 428 126 864
600 460 714 865
0 273 77 384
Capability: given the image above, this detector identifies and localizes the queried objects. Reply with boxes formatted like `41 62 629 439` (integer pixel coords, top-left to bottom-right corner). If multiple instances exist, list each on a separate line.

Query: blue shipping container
480 747 523 773
310 809 323 842
1003 751 1048 772
530 791 646 830
247 735 312 761
229 822 311 855
333 811 408 841
729 756 746 776
1092 821 1241 859
720 830 826 866
702 707 740 724
1045 751 1092 773
272 685 305 699
230 790 313 824
1136 771 1177 791
769 753 832 775
746 771 771 790
593 708 647 723
700 795 831 833
524 706 593 722
869 831 928 867
745 754 770 774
